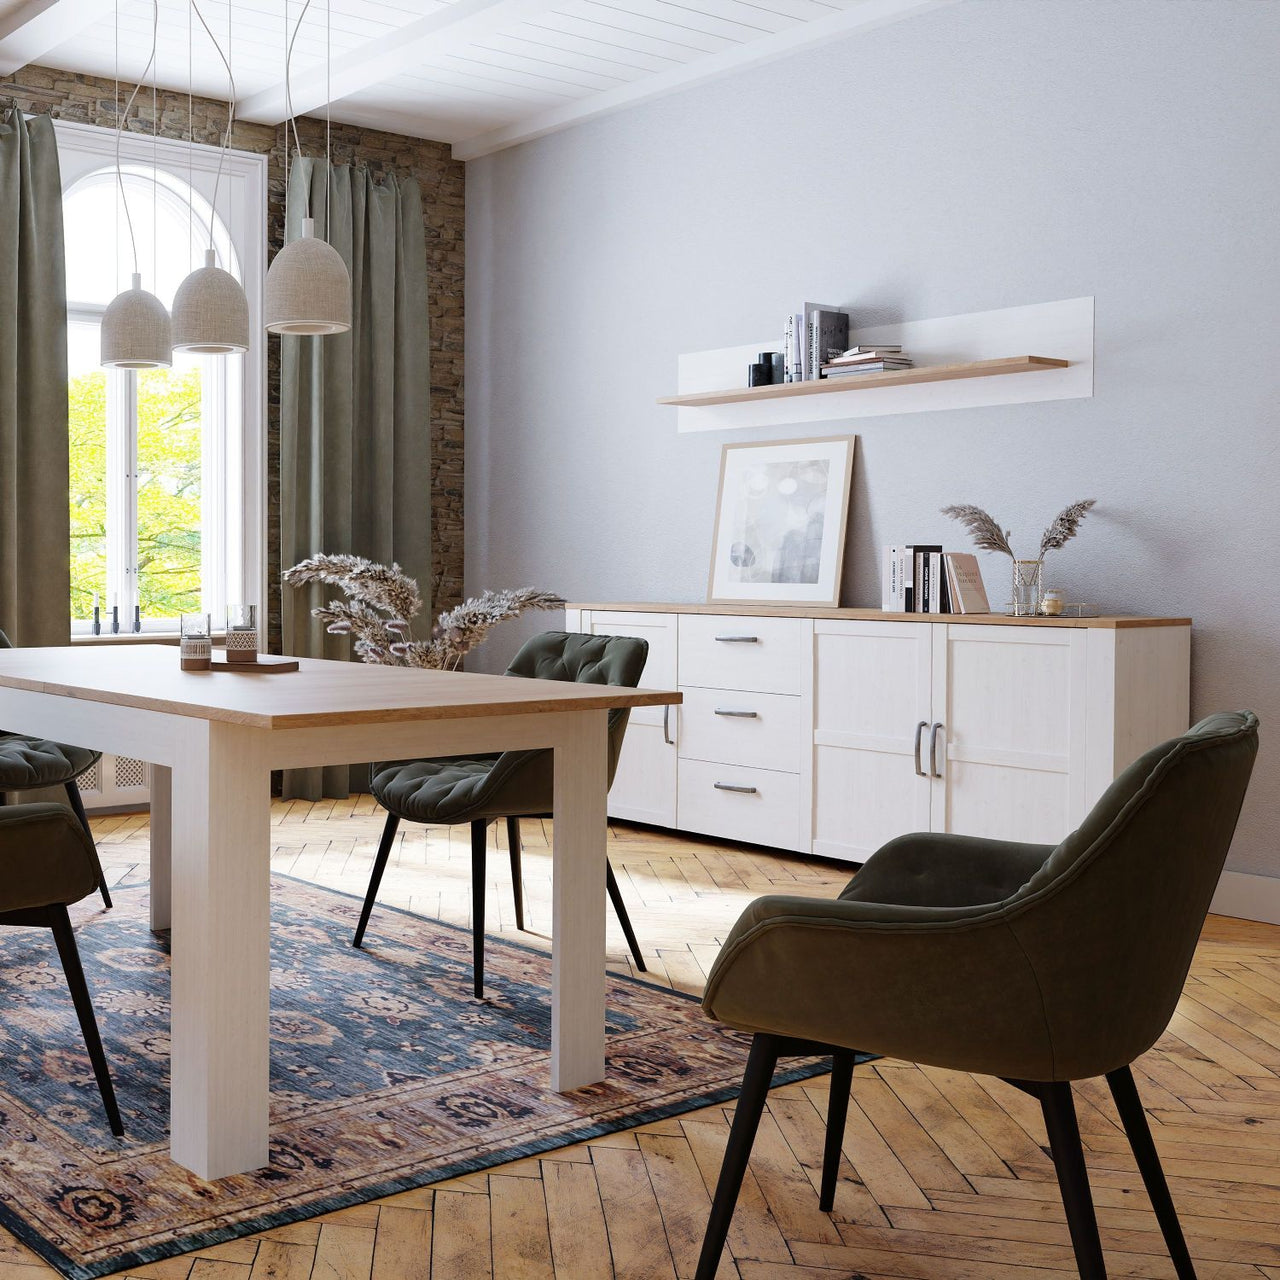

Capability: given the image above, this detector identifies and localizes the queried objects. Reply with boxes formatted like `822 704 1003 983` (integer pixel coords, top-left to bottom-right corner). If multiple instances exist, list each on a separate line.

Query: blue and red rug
0 875 831 1278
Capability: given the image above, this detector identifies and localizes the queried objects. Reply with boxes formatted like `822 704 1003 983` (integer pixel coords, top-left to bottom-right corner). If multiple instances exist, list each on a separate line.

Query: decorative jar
226 604 259 664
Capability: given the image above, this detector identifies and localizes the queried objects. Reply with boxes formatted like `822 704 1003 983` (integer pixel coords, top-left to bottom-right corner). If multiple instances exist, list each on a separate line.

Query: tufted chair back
504 631 649 787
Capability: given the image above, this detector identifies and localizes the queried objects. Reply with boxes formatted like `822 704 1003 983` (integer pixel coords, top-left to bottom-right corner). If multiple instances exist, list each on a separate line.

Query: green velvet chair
0 802 123 1135
353 631 649 996
0 629 111 908
695 711 1259 1280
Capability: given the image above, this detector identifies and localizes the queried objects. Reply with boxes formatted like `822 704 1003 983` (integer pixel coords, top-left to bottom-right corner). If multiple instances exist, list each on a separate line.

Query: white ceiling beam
0 0 115 75
235 0 569 125
452 0 958 160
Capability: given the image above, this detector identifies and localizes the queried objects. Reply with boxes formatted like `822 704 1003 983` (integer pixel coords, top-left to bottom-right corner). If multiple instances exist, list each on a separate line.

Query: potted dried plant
941 500 1096 616
283 554 563 668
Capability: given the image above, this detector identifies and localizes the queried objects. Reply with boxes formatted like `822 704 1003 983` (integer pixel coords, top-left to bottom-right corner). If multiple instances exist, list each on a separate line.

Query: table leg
148 764 171 932
170 720 271 1179
550 709 609 1092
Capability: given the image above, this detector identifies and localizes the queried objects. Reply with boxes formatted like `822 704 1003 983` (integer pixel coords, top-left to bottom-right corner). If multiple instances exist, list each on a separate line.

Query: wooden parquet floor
3 800 1280 1279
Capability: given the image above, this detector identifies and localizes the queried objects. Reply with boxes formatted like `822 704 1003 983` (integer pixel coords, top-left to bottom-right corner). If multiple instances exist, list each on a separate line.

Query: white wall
465 0 1280 878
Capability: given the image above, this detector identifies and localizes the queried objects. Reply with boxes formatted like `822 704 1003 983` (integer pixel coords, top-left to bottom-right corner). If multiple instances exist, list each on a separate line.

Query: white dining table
0 646 679 1180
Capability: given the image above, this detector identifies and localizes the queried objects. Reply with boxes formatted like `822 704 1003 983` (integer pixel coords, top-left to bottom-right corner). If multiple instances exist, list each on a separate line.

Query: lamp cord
191 0 236 255
115 0 159 279
284 0 315 220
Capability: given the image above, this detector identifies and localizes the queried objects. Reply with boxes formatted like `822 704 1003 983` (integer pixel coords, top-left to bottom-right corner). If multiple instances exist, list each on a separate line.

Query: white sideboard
566 603 1191 862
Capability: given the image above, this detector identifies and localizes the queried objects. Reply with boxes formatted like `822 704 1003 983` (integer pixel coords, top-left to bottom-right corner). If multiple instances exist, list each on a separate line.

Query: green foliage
69 366 203 622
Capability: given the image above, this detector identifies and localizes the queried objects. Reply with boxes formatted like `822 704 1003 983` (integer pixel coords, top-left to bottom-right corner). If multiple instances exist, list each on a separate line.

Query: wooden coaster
209 653 300 674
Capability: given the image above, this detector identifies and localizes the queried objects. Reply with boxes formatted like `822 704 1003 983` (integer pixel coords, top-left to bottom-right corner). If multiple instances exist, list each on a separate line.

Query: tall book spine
882 545 897 612
902 547 914 613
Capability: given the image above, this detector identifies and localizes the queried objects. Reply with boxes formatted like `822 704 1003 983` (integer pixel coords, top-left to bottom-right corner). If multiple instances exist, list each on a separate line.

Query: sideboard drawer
677 685 803 773
678 615 807 695
677 759 802 851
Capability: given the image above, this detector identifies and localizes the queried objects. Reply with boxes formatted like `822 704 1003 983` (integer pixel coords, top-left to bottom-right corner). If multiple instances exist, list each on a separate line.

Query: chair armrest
702 892 1056 1079
842 831 1054 908
0 803 101 912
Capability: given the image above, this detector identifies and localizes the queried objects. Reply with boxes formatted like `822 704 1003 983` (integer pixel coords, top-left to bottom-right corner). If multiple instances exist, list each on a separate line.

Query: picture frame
707 434 857 606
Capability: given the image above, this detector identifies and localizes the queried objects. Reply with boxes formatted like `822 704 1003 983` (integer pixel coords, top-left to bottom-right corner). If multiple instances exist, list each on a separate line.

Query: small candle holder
225 604 259 665
180 613 212 671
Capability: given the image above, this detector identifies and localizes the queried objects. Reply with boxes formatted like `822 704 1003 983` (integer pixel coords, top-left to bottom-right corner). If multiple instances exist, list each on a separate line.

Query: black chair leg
505 816 526 932
63 782 111 909
1037 1081 1107 1279
819 1049 857 1212
352 812 400 948
695 1033 781 1280
1107 1066 1197 1279
48 905 123 1136
606 860 646 973
471 819 487 998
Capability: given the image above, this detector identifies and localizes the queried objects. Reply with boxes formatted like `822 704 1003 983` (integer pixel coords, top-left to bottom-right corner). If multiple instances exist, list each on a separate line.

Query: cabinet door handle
714 634 759 643
663 704 675 745
714 708 759 718
930 721 945 778
913 720 928 777
714 782 758 794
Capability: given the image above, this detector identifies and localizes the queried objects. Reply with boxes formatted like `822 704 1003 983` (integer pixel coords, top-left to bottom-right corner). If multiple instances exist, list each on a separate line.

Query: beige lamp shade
173 249 250 354
101 273 173 368
264 217 351 335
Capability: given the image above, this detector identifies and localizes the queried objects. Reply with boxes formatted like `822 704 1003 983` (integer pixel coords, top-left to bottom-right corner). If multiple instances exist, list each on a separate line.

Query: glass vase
1011 560 1044 617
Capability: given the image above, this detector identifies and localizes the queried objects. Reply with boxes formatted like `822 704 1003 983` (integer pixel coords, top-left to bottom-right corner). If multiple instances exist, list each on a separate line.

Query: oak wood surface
0 647 680 729
570 602 1191 629
3 807 1272 1279
657 356 1071 406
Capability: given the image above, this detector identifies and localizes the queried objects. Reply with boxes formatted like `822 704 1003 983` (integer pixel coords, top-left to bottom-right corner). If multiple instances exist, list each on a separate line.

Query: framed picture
708 435 857 606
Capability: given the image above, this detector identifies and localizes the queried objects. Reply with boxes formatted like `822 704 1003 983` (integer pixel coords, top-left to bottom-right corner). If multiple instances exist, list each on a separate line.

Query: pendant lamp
102 272 173 368
173 1 249 354
101 0 172 369
264 217 351 335
264 0 350 336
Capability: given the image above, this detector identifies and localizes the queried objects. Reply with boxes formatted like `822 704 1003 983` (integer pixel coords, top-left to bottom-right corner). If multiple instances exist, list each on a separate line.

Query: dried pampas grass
941 500 1097 561
283 554 564 670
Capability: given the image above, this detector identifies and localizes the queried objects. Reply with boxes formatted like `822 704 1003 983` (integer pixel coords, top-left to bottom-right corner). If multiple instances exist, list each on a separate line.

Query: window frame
55 120 267 636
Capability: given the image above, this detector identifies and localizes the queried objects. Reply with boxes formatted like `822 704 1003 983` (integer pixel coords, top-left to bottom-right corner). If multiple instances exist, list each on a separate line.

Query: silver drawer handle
913 720 928 777
714 782 758 794
930 721 945 778
663 704 675 745
714 708 759 718
714 634 759 643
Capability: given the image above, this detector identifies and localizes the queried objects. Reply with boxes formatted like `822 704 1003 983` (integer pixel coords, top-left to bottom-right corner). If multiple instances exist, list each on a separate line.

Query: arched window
58 121 265 637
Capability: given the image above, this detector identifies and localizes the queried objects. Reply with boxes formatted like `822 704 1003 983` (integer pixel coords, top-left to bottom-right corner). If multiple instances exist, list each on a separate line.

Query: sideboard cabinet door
811 620 934 862
573 609 678 827
929 624 1087 844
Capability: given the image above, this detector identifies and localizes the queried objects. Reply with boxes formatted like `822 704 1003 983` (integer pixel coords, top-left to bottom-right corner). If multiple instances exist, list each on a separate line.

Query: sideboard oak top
567 603 1191 630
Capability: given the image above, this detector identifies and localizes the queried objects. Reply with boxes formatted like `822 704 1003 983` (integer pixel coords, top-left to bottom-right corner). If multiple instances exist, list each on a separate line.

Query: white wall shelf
669 296 1095 432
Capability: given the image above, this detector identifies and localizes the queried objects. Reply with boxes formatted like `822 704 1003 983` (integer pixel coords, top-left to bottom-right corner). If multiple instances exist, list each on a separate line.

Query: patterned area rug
0 875 829 1279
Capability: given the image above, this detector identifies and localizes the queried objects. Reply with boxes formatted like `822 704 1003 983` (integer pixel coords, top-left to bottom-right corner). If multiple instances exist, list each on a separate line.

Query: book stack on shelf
784 304 851 382
822 346 914 378
882 545 992 615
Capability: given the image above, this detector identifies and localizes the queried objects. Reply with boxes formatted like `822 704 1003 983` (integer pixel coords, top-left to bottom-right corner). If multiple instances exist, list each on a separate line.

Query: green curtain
0 109 69 648
280 158 432 800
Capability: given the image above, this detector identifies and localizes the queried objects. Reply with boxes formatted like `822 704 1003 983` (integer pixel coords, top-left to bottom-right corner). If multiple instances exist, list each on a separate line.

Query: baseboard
1211 870 1280 925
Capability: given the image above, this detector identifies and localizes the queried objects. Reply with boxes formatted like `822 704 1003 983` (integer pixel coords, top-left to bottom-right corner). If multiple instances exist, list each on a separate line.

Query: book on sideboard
882 546 992 614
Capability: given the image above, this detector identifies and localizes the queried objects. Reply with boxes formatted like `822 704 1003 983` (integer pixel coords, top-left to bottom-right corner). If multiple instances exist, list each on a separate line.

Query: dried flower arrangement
283 554 564 669
940 500 1097 561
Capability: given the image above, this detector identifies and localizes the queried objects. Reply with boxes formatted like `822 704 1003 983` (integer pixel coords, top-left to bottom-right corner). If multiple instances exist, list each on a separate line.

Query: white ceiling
0 0 952 158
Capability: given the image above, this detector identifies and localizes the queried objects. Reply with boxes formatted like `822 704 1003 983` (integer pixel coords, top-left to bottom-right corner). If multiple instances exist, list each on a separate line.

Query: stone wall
0 65 465 647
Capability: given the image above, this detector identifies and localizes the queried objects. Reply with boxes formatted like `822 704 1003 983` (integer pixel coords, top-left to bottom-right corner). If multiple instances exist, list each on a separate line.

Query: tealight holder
180 613 212 671
225 604 259 665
